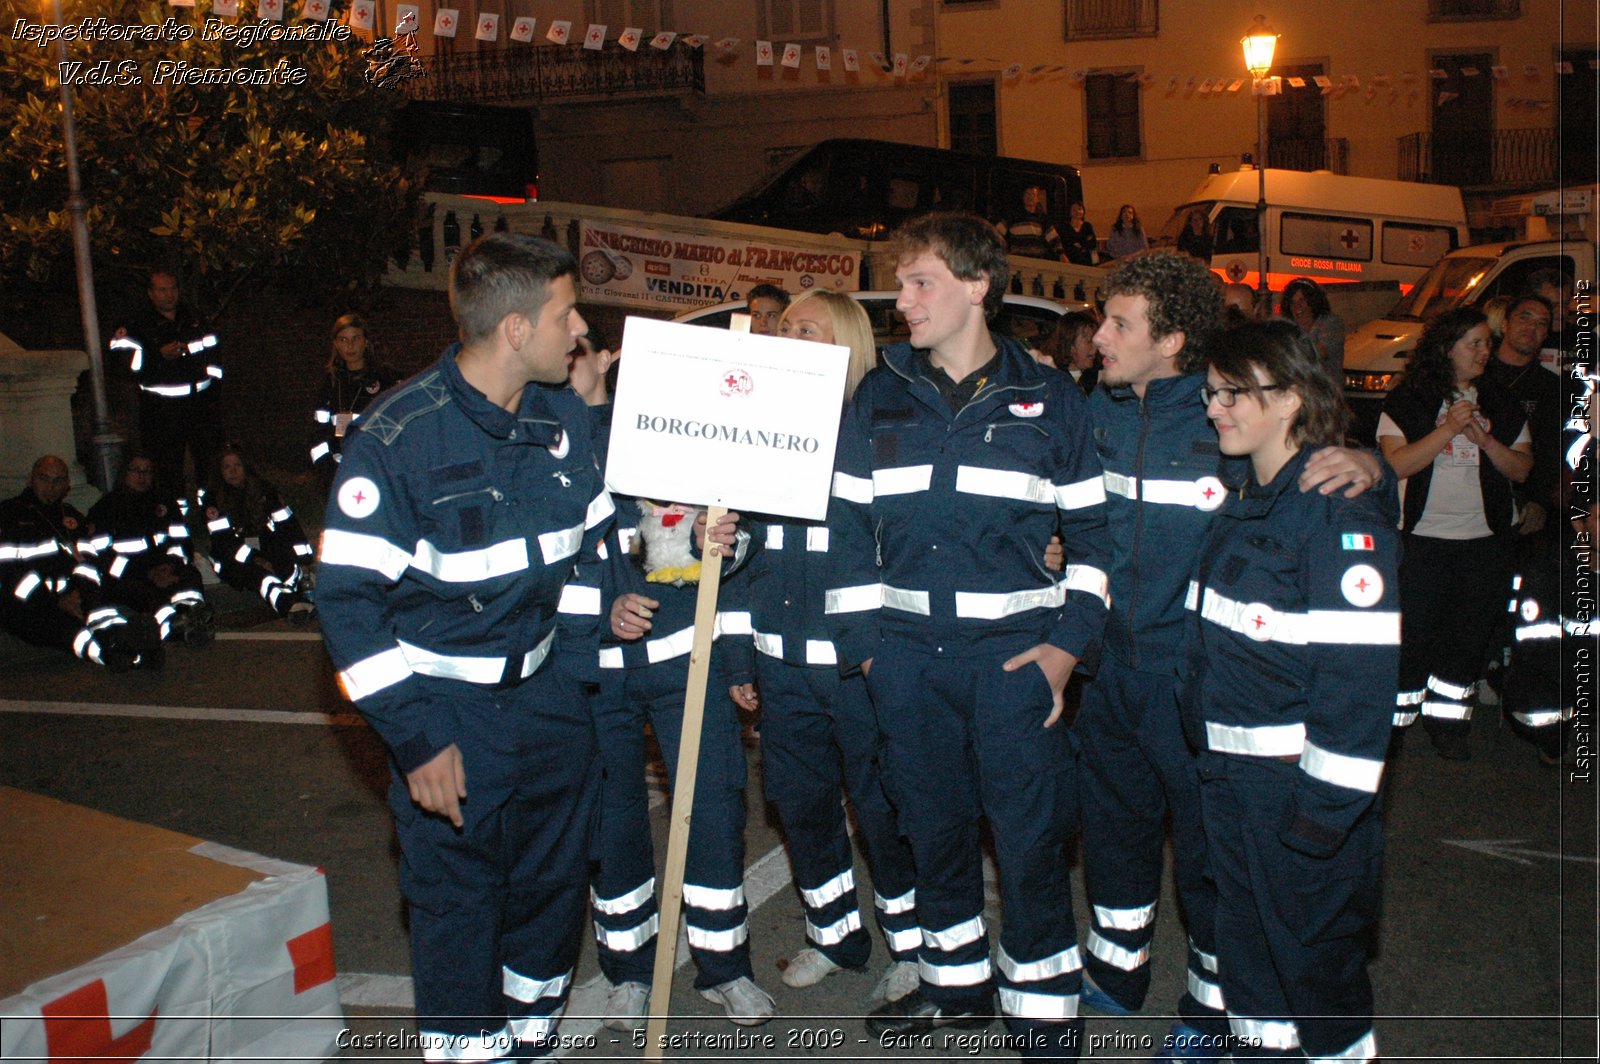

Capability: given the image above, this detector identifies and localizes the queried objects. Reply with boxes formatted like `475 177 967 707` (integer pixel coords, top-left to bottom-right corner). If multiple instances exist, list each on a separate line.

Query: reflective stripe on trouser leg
633 659 752 989
401 671 596 1060
1201 759 1379 1061
590 674 659 986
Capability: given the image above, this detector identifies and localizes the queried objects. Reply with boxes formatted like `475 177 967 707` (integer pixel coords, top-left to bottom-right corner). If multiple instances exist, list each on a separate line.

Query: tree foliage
0 0 419 319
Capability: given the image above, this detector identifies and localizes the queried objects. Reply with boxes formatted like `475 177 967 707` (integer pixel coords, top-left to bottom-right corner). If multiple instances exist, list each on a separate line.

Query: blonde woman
730 290 923 1003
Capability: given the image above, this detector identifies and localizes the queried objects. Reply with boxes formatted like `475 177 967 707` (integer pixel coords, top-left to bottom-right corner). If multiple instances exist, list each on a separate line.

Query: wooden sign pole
642 313 747 1061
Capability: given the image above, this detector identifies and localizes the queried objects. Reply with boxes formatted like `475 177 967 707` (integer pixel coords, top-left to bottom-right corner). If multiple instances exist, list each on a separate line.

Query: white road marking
0 699 364 727
1443 837 1599 866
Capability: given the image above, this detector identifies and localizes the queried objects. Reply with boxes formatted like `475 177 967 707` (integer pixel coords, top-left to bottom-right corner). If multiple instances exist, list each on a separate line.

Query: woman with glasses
1179 318 1399 1064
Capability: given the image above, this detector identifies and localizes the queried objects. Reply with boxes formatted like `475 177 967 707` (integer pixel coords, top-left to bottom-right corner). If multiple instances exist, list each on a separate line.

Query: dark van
393 101 540 201
707 138 1083 243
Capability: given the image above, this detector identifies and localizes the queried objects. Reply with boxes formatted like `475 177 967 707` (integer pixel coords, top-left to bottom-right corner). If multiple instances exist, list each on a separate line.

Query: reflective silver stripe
955 464 1053 504
884 926 922 953
644 624 696 664
1103 471 1136 499
1310 1030 1377 1063
1061 563 1111 607
919 956 991 986
314 409 333 424
538 522 584 565
73 627 97 660
598 646 625 669
716 611 752 636
1300 740 1384 793
12 572 41 600
831 471 874 504
801 868 855 908
683 883 746 911
140 380 212 397
294 543 313 556
595 913 659 952
923 914 985 951
392 629 555 686
112 538 149 553
998 987 1077 1020
1511 707 1570 728
507 1011 562 1046
3 540 59 561
502 967 570 1003
1421 700 1472 720
617 527 639 554
1055 476 1107 510
807 909 863 946
684 921 749 951
753 631 784 658
72 565 100 585
1426 674 1474 700
806 526 830 551
1201 588 1399 645
234 545 252 563
1105 471 1221 508
593 878 655 915
110 336 143 372
1187 969 1225 1010
804 639 839 665
320 529 412 581
518 632 557 679
883 584 931 615
339 647 412 701
1093 902 1155 931
1515 622 1562 641
271 507 293 523
108 556 129 578
873 465 934 496
955 582 1065 620
825 582 882 614
586 490 614 529
766 525 785 549
996 944 1081 982
1190 938 1218 973
419 1025 512 1064
207 517 231 533
309 441 331 462
1085 929 1149 971
876 888 916 915
1393 709 1419 727
1206 721 1306 757
558 583 601 615
1396 689 1425 706
188 333 218 352
1228 1014 1300 1050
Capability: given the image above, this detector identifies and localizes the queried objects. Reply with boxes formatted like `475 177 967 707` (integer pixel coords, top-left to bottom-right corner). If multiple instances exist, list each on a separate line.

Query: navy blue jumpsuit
1178 447 1399 1062
827 334 1110 1057
317 350 612 1061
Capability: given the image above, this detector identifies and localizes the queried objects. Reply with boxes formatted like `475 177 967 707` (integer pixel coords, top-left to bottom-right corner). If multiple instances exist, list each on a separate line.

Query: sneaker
781 947 844 988
872 959 920 1003
602 981 649 1033
1079 973 1134 1016
698 976 775 1026
1152 1022 1227 1061
287 600 317 626
863 987 991 1037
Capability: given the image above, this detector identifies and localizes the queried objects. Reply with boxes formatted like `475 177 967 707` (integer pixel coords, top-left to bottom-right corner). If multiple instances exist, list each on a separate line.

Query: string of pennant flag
170 0 1586 107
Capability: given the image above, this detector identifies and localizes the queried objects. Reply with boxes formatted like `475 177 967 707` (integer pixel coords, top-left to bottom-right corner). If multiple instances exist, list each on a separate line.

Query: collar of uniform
882 333 1046 418
1106 371 1204 408
440 345 563 444
1232 446 1312 515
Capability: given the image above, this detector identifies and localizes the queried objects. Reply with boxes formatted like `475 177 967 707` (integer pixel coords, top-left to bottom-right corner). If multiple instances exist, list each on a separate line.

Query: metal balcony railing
1398 128 1558 189
1065 0 1159 40
1268 137 1349 174
1427 0 1521 21
402 41 704 104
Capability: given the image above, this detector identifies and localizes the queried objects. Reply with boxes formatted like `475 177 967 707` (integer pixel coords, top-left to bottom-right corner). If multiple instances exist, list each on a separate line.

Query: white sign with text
607 317 848 520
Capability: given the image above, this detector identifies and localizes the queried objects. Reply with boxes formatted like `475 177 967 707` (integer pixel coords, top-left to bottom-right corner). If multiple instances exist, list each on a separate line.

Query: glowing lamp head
1242 15 1278 78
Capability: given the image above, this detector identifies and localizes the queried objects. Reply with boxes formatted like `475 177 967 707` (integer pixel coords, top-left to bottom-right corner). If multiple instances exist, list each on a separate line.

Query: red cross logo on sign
719 369 754 397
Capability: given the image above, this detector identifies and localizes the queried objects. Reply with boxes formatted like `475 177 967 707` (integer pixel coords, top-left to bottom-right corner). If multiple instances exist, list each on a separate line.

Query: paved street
1 599 1595 1062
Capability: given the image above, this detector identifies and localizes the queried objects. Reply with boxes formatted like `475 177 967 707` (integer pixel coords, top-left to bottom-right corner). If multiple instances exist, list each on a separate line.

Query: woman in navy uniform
310 314 399 474
1180 319 1399 1062
199 444 316 622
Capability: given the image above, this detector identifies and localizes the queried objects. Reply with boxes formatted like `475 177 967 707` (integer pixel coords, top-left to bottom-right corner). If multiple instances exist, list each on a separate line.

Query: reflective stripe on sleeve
1200 588 1399 645
955 465 1053 504
310 441 331 462
12 572 41 600
996 944 1081 983
586 490 615 529
1515 621 1562 642
831 471 874 504
1300 740 1384 793
537 522 584 565
998 987 1077 1020
645 625 696 664
339 646 412 701
1061 563 1110 607
558 583 601 615
1205 721 1306 757
873 465 934 496
320 529 412 580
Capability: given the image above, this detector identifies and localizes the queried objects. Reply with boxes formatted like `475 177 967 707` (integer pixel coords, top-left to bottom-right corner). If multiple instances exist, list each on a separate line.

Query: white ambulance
1156 168 1469 294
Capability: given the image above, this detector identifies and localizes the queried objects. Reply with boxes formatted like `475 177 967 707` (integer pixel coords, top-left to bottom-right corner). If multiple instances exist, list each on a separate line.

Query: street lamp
1242 15 1278 310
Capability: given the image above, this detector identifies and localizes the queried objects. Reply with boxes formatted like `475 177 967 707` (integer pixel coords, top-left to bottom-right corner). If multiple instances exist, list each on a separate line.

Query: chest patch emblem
1340 564 1383 608
1241 602 1278 641
1194 476 1226 512
1520 599 1540 622
338 477 381 520
1341 533 1375 551
1009 402 1043 418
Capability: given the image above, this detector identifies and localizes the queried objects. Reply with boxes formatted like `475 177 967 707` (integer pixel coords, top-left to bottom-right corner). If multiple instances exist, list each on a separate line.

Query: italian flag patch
1341 533 1375 551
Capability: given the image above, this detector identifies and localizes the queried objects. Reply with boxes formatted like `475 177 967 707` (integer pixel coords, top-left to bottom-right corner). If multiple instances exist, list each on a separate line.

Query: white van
1156 168 1469 294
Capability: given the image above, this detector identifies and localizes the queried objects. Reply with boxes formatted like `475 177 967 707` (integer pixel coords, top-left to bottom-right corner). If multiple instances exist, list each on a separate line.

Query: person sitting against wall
200 444 316 625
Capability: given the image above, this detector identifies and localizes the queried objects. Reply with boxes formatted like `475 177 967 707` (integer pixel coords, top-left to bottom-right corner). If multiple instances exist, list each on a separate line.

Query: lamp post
1242 15 1278 311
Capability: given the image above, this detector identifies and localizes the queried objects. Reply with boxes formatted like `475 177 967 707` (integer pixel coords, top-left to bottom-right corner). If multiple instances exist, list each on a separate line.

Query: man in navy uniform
827 212 1110 1060
317 234 612 1062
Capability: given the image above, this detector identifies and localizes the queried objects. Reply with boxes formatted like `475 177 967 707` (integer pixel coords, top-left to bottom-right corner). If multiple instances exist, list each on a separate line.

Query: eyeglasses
1200 383 1283 407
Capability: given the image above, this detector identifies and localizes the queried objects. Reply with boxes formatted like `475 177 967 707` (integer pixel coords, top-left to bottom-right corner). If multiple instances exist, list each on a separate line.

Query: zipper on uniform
431 487 505 505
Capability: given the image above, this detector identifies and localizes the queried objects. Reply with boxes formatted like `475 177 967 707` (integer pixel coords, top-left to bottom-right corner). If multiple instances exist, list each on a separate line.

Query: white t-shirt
1376 389 1532 540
